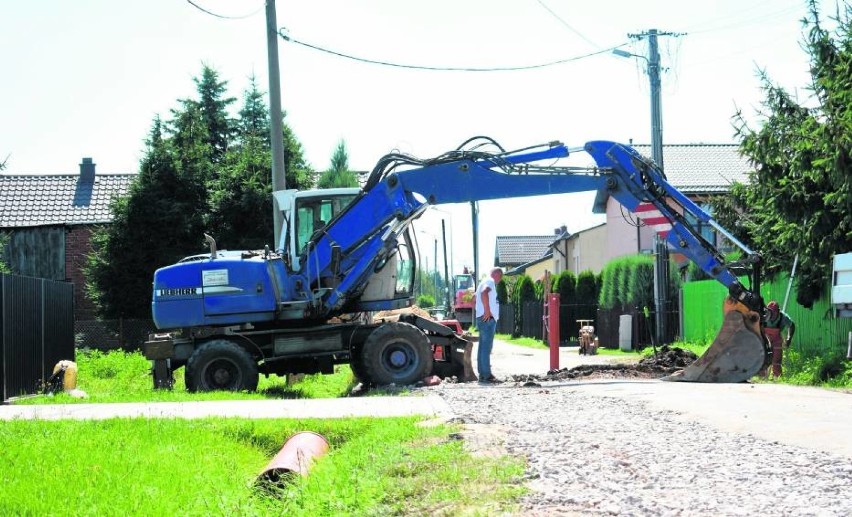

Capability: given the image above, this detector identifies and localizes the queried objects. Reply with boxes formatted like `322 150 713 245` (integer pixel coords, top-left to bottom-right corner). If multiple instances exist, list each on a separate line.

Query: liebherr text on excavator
144 138 767 390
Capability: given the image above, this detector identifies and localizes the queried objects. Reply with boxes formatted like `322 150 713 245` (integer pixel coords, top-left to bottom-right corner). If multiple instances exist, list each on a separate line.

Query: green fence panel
681 281 728 343
682 277 852 357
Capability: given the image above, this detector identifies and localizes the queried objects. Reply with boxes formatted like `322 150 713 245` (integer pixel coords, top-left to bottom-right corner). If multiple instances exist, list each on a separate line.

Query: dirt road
477 338 852 460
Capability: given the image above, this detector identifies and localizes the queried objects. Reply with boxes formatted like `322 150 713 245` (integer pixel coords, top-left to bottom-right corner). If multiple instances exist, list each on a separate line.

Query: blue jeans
477 317 497 380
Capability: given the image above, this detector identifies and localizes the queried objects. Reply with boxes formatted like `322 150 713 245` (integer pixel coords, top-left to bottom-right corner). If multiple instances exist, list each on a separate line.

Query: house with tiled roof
0 158 135 319
494 235 554 272
631 144 750 194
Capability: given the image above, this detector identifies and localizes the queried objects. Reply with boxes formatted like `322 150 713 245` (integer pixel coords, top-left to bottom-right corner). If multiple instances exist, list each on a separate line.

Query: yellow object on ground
53 360 78 391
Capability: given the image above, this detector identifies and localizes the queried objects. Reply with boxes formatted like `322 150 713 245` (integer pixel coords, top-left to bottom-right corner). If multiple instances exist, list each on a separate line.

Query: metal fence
75 319 158 351
497 304 514 335
1 273 75 402
559 303 599 345
596 303 680 349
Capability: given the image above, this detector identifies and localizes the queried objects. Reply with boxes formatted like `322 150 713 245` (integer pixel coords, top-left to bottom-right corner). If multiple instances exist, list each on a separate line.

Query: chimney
80 157 95 182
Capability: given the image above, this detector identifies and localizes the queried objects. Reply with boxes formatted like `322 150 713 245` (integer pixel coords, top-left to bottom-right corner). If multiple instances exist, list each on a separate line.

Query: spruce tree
317 140 359 188
86 117 207 319
190 64 236 163
715 2 851 307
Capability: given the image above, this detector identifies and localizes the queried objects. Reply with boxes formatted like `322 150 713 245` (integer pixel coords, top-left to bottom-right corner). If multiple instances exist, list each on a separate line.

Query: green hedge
496 279 509 304
512 275 536 338
598 254 681 310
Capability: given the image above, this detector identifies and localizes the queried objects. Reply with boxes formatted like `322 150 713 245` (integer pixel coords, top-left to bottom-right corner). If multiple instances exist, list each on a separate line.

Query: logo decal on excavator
156 288 198 297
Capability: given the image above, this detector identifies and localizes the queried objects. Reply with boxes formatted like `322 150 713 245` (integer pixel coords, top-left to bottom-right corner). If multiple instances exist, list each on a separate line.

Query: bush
626 256 655 311
416 294 435 308
554 271 577 341
496 279 508 305
512 275 536 338
576 270 599 322
599 254 675 310
783 347 851 386
554 271 576 304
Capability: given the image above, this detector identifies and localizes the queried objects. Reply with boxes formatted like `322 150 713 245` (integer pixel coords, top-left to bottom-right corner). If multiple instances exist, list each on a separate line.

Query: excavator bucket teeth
663 300 766 383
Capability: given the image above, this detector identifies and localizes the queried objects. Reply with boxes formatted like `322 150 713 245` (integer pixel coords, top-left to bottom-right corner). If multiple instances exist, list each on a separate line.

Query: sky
1 0 834 277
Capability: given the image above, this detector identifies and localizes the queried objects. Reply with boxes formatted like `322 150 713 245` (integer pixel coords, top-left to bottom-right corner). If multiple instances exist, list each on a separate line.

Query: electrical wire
185 0 264 20
534 0 601 49
278 30 627 72
689 2 801 35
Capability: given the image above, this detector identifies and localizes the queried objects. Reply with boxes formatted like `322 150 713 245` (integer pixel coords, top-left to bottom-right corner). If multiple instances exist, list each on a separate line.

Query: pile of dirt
374 305 434 322
638 345 698 369
509 346 699 383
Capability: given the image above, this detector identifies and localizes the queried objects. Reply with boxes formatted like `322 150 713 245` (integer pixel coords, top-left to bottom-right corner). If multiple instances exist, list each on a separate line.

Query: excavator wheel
663 297 767 383
361 322 434 385
349 344 371 384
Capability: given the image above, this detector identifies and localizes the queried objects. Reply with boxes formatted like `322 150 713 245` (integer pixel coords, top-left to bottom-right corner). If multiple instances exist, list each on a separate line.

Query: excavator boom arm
295 138 768 383
300 140 763 313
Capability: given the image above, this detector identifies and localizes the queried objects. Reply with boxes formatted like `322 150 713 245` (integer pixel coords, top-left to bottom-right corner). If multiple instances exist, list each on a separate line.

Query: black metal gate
1 273 75 402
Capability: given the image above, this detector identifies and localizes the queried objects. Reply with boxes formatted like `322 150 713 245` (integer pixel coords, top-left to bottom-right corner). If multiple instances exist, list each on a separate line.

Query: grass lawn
0 416 525 516
5 350 526 514
15 349 356 405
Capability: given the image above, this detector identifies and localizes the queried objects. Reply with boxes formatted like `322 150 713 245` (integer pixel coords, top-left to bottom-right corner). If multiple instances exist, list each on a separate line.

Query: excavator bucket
663 297 767 383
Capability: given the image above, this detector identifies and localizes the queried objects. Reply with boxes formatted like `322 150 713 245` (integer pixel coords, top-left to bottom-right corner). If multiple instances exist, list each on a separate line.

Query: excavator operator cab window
395 231 416 297
294 194 357 256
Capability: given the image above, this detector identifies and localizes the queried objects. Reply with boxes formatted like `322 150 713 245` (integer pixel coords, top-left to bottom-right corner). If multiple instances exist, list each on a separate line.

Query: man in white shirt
475 267 503 383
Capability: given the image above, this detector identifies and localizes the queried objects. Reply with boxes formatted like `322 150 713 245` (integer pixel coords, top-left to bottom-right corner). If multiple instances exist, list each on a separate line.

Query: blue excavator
144 138 767 390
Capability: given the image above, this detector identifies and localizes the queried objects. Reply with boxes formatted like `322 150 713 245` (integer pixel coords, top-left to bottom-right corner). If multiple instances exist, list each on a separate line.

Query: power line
184 0 264 20
684 3 803 36
278 30 627 72
534 0 601 49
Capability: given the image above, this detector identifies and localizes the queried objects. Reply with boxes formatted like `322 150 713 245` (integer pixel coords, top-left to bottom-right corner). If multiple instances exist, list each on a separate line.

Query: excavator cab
274 188 359 271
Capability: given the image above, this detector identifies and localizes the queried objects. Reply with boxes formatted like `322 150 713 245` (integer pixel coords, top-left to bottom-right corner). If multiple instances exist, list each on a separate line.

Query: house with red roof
0 158 135 319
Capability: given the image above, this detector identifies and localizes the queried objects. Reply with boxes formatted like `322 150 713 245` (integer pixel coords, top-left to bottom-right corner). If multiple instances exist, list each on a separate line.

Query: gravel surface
425 380 852 516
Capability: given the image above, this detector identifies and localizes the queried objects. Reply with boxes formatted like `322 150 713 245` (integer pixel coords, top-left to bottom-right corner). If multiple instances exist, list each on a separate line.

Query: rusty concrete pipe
257 432 330 485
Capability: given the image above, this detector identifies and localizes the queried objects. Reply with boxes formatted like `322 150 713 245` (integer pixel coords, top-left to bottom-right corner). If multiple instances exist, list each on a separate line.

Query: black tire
362 322 433 385
349 345 371 384
185 339 259 392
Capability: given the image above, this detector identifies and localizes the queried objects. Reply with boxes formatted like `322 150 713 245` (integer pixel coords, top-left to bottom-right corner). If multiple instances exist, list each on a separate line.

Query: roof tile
0 174 135 228
495 235 554 266
631 144 751 194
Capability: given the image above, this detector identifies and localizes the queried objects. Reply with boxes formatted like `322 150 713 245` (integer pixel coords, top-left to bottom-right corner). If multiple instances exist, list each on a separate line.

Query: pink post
548 293 560 371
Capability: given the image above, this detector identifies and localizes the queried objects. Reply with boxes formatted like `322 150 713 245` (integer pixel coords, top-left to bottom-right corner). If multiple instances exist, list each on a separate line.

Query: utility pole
471 201 479 288
266 0 287 248
442 219 451 311
615 29 682 170
433 238 438 303
647 29 663 170
616 28 682 345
